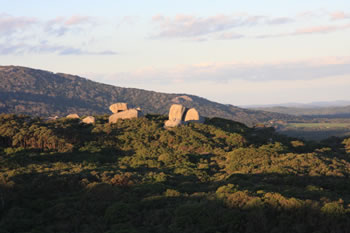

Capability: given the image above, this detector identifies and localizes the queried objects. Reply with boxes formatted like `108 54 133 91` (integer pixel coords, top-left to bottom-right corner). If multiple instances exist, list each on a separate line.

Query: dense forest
0 66 299 126
1 113 350 233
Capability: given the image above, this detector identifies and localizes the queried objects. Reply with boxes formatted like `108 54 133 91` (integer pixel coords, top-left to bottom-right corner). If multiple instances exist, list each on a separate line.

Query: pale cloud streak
151 10 350 41
256 22 350 39
0 42 117 56
90 57 350 85
330 11 350 20
83 57 350 105
0 14 38 36
44 15 97 36
0 13 117 56
294 24 350 35
216 31 245 40
151 13 293 39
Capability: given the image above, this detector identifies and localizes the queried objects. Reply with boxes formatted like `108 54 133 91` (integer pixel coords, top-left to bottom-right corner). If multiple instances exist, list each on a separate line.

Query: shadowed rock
82 116 95 124
66 114 80 119
109 103 128 113
109 109 143 124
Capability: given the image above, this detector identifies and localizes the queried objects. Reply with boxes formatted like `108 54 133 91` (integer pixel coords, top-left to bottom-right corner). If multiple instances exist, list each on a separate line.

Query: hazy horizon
1 0 349 105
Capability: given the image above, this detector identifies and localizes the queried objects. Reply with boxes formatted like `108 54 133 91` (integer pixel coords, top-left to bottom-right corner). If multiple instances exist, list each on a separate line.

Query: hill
0 65 298 126
243 100 350 108
251 106 350 118
0 114 350 232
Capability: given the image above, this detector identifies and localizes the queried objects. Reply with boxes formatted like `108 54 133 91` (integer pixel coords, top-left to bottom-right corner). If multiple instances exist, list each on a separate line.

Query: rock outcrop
82 116 95 124
66 114 80 119
184 108 204 123
109 103 128 113
168 104 187 121
164 119 183 128
165 104 204 127
109 109 143 124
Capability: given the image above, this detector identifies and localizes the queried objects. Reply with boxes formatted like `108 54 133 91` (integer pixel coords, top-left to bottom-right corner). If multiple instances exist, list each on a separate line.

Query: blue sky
1 0 350 105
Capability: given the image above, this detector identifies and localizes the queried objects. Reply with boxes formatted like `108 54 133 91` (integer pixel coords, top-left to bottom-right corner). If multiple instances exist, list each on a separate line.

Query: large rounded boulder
109 103 128 114
109 109 143 124
168 104 187 121
184 108 204 123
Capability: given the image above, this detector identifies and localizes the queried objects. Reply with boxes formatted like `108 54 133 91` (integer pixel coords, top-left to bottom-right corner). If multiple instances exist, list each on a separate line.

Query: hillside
0 66 298 126
0 114 350 232
252 106 350 118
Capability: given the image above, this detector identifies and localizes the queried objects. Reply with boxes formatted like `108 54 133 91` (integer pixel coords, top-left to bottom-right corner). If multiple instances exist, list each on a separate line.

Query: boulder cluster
64 103 202 127
65 114 96 124
164 104 204 127
108 103 143 124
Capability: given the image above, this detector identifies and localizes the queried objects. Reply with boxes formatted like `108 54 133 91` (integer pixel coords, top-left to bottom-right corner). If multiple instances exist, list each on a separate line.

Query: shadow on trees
223 173 350 203
1 169 350 233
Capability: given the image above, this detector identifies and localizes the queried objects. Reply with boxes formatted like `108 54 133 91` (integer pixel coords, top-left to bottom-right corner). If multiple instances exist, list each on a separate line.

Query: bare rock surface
82 116 95 124
109 109 143 124
109 103 128 113
165 105 204 127
66 114 80 119
168 104 187 121
184 108 204 123
164 119 183 128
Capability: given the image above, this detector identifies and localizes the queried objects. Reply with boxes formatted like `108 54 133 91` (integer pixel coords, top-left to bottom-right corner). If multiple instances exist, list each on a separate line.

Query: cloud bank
0 14 117 56
151 13 293 39
151 10 350 41
84 57 350 105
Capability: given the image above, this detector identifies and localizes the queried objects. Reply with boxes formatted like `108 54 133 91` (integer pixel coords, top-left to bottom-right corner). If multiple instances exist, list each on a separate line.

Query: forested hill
1 114 350 232
252 106 350 118
0 65 298 126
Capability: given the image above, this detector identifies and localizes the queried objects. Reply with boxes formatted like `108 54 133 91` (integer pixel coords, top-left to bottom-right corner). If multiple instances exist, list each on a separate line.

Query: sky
0 0 350 105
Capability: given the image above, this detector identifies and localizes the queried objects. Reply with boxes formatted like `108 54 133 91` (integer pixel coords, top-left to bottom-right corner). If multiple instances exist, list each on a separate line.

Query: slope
0 114 350 232
0 65 298 126
252 105 350 118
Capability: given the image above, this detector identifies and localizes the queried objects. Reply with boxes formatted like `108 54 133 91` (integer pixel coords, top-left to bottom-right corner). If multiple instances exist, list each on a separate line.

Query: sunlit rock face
184 108 204 123
66 114 80 119
168 104 187 121
109 109 143 124
82 116 95 124
165 104 203 127
109 103 128 114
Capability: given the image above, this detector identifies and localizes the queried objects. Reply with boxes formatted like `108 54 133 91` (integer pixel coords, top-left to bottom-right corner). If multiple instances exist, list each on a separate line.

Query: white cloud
330 11 350 21
44 15 97 36
0 14 38 36
151 10 350 41
0 13 117 56
256 22 350 39
83 56 350 86
151 13 293 39
0 41 117 56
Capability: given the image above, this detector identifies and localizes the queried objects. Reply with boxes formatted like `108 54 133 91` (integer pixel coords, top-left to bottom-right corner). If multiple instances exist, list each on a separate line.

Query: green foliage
0 113 350 232
342 138 350 153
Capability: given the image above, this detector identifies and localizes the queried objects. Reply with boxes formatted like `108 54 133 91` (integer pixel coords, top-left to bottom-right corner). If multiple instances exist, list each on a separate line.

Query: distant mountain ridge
243 100 350 109
0 65 298 126
249 105 350 118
